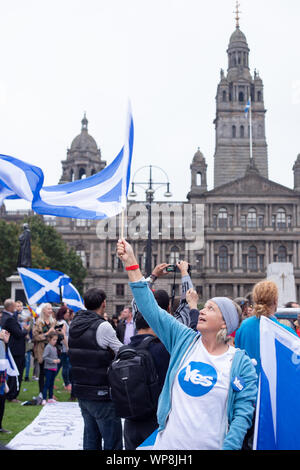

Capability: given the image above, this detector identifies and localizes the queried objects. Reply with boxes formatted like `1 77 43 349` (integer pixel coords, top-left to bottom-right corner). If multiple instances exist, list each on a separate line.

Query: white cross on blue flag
0 107 133 220
245 99 251 116
253 316 300 450
17 267 71 305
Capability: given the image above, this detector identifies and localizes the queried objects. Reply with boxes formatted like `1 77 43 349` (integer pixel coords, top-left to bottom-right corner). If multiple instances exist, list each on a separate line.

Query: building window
257 91 262 102
196 172 202 186
240 125 245 138
278 246 287 263
247 209 257 228
241 215 247 228
222 90 227 102
239 91 244 102
232 125 236 138
259 255 264 271
248 246 258 271
116 305 124 316
242 254 247 272
196 254 203 272
116 284 125 297
219 246 228 272
288 215 292 228
76 250 86 268
258 215 264 229
218 208 228 229
170 246 180 265
277 209 286 229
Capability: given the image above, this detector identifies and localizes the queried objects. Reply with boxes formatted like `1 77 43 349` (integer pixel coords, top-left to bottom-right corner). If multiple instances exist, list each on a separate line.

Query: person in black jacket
0 299 30 402
124 312 170 450
68 288 123 450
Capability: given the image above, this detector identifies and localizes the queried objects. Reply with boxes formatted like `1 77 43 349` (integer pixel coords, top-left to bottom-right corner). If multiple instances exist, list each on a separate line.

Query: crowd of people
1 237 300 450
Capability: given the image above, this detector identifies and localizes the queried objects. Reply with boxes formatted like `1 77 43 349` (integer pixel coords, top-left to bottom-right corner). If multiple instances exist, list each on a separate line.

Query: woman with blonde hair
235 280 297 376
33 303 57 398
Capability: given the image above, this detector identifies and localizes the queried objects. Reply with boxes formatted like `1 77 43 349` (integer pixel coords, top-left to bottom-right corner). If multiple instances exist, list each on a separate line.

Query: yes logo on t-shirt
178 361 217 397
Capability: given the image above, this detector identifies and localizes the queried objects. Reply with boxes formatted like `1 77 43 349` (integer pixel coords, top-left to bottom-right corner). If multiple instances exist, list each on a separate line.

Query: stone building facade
3 21 300 314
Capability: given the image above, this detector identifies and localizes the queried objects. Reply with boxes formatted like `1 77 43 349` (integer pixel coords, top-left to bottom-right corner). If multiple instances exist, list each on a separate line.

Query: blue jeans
42 369 56 400
78 399 123 450
56 352 70 386
24 350 31 379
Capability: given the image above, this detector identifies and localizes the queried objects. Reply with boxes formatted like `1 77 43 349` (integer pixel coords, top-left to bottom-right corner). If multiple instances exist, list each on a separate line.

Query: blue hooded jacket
129 280 258 450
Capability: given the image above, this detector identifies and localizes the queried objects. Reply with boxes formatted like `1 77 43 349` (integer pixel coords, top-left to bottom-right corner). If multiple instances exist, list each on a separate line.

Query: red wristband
125 264 139 271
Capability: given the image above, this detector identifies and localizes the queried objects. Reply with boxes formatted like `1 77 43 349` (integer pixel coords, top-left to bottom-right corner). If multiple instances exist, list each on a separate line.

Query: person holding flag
116 238 257 450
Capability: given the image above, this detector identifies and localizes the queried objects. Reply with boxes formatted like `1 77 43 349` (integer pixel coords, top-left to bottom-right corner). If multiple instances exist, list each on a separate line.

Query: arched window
248 246 258 271
196 172 202 186
232 125 236 138
170 246 180 265
70 169 75 182
79 167 86 179
247 208 257 228
239 91 244 102
219 246 228 272
257 91 262 102
218 208 228 228
222 90 227 102
278 245 287 263
277 209 286 229
240 125 245 138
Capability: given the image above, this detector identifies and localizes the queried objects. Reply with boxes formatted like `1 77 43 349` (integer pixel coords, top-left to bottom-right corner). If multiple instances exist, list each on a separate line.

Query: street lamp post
129 165 172 277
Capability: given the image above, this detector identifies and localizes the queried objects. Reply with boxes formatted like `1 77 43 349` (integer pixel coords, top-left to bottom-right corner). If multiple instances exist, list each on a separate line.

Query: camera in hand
166 263 191 274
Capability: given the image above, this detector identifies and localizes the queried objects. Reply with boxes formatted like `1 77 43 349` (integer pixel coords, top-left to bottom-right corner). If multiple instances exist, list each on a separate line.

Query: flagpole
120 208 125 240
249 96 253 165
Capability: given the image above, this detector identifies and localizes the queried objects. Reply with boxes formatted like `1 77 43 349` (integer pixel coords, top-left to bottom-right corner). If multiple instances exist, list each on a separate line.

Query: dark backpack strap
135 335 157 351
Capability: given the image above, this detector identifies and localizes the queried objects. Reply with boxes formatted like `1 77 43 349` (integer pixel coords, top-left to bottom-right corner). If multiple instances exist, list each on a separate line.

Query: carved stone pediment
207 169 297 198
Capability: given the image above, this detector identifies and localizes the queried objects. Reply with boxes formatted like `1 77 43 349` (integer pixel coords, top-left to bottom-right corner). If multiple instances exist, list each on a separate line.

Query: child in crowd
42 332 60 405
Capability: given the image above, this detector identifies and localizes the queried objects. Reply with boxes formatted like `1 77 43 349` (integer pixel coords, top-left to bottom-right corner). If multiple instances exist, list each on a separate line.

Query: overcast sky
1 0 300 210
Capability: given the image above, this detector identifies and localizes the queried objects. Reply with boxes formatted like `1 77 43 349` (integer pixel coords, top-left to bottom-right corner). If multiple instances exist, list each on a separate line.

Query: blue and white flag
17 267 71 305
253 316 300 450
62 282 85 312
0 108 134 219
0 155 44 206
245 98 251 116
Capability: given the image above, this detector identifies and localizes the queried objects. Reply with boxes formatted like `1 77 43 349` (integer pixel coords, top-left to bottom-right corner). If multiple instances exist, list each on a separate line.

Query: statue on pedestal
17 223 32 268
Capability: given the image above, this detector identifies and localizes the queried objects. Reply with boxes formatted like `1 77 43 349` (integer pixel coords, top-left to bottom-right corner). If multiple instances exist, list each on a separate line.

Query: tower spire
234 1 241 28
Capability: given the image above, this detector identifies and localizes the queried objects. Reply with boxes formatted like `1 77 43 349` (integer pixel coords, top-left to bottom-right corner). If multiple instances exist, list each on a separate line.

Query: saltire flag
18 267 71 305
26 303 38 319
61 282 85 312
253 316 300 450
245 98 251 116
0 347 19 378
136 428 158 450
0 107 134 220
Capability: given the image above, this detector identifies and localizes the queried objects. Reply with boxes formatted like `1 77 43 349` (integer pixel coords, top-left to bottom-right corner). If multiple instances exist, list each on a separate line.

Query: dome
69 114 98 152
193 148 205 164
228 27 248 48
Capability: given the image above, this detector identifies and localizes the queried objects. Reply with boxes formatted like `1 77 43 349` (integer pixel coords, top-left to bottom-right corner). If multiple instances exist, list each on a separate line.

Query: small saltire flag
62 282 85 312
245 98 251 116
18 267 71 305
253 316 300 450
0 107 134 220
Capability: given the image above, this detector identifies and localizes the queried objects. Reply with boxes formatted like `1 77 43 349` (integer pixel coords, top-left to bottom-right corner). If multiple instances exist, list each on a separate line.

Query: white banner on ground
7 402 84 450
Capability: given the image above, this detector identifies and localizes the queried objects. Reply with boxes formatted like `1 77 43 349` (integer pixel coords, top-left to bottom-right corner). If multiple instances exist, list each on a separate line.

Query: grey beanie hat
211 297 239 335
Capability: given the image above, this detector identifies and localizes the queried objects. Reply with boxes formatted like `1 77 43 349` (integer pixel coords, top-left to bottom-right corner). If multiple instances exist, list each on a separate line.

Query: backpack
108 336 160 420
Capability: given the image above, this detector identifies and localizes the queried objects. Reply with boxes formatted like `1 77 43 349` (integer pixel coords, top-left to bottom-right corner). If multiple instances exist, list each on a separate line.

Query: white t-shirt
154 337 236 450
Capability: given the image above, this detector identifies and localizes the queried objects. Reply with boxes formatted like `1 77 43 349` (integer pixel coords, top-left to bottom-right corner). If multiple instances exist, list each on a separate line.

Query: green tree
24 215 87 293
0 220 20 301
